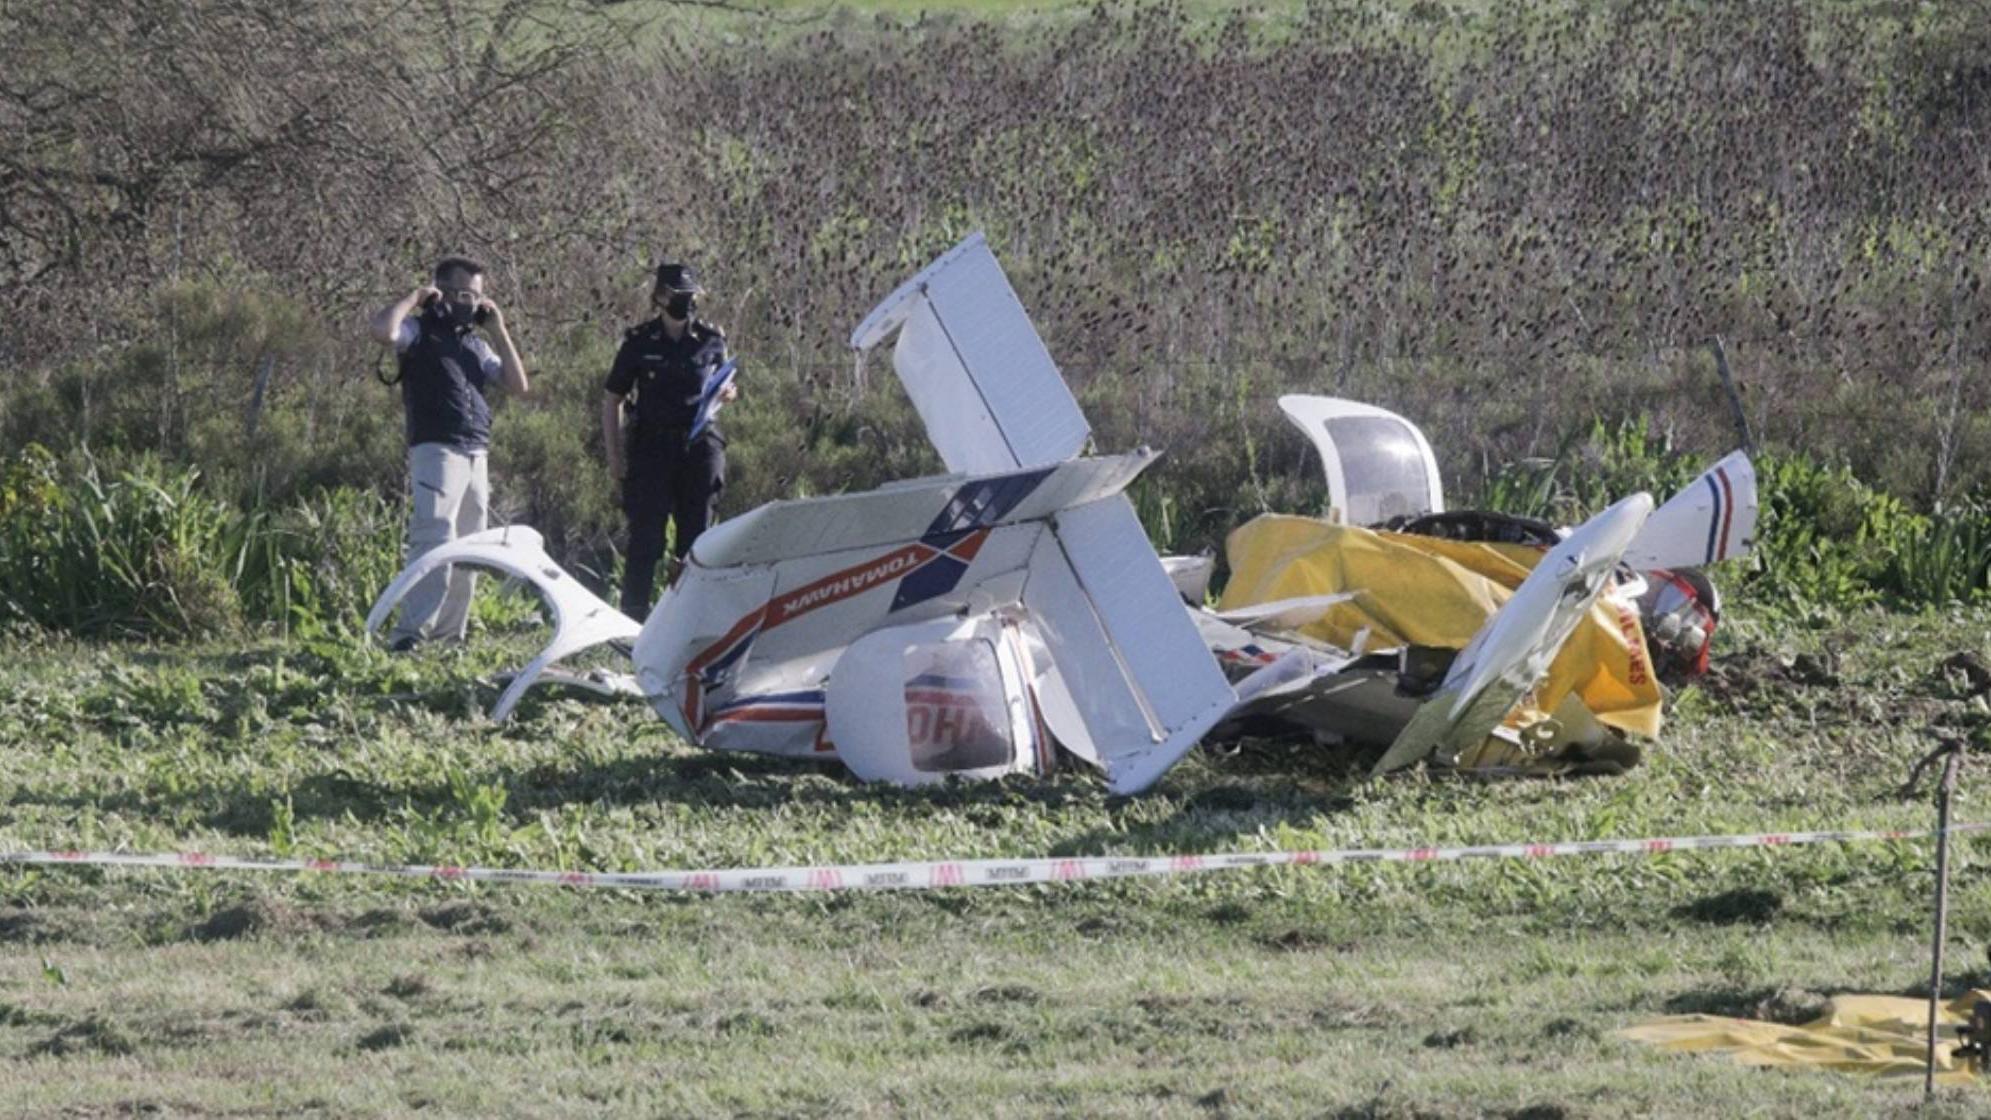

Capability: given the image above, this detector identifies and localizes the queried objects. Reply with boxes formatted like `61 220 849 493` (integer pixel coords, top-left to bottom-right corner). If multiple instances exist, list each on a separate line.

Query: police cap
655 262 703 293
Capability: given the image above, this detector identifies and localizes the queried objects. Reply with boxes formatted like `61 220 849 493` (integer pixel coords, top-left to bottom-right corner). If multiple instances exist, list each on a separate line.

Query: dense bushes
1750 458 1991 609
0 446 406 640
5 428 1990 643
1471 420 1991 610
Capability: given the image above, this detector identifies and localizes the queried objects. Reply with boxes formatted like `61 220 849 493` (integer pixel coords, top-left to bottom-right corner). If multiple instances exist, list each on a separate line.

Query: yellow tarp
1618 991 1990 1085
1217 514 1663 739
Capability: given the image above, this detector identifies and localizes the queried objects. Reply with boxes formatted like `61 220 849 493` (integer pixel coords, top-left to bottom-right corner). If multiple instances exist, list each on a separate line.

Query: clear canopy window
1325 416 1435 525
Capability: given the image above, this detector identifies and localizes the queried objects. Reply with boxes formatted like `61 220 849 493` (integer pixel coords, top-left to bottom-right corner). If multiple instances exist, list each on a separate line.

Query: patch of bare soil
1698 648 1841 707
417 900 511 935
0 907 74 944
29 1015 137 1058
187 898 327 943
1937 650 1991 698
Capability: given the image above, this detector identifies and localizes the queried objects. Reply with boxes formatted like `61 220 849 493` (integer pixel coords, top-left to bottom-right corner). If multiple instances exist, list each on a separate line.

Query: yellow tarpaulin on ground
1618 991 1990 1085
1217 514 1663 739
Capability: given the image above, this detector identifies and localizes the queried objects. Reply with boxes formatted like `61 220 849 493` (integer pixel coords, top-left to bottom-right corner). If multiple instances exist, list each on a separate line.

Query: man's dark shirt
396 311 502 452
604 317 727 451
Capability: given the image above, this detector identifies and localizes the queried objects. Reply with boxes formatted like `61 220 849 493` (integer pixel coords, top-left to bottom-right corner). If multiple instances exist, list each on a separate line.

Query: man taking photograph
367 255 530 650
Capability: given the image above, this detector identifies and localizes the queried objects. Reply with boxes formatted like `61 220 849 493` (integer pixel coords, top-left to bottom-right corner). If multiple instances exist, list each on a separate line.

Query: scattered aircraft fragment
1203 399 1756 773
369 232 1759 791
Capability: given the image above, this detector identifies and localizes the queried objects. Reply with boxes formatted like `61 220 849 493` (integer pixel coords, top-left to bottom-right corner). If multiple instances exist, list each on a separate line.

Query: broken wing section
365 527 640 721
1022 495 1239 794
849 231 1090 475
1372 493 1653 775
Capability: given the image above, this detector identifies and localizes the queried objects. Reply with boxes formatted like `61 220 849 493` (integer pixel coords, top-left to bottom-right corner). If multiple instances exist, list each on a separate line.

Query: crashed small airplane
369 233 1758 792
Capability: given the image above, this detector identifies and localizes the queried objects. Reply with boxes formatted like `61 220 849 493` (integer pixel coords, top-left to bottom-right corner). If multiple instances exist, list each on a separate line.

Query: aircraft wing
1371 492 1654 775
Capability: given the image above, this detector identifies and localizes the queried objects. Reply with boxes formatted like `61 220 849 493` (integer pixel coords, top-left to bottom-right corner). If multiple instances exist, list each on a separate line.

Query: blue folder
689 357 739 440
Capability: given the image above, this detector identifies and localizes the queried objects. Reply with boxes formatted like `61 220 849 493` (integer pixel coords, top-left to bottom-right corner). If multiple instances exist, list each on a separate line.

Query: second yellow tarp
1618 990 1989 1085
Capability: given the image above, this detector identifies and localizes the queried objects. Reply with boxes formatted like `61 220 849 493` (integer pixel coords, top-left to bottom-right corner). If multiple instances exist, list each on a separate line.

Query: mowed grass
2 601 1989 1116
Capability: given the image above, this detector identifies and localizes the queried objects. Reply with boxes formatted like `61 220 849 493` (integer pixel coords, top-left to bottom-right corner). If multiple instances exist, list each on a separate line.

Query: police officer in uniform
603 262 737 619
367 255 529 650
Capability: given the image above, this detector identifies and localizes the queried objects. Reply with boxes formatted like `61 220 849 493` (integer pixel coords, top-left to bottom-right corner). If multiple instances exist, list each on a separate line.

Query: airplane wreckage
368 233 1758 794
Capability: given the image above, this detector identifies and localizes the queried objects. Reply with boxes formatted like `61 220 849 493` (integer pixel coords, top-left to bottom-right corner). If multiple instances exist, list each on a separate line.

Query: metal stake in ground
1707 335 1755 455
1921 740 1967 1097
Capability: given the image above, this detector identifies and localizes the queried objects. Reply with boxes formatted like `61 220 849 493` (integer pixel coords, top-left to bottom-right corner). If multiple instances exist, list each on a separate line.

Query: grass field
6 0 1991 1111
3 598 1989 1116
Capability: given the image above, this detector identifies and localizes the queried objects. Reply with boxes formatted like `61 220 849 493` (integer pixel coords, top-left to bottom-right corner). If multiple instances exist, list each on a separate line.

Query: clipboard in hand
689 357 739 440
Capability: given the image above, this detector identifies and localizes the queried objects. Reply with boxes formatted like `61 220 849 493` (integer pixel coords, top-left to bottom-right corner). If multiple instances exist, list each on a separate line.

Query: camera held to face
423 289 489 329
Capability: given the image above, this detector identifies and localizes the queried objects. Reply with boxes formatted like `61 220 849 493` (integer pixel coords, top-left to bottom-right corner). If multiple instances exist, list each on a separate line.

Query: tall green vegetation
0 446 404 640
3 0 1988 629
5 428 1989 642
1472 421 1991 611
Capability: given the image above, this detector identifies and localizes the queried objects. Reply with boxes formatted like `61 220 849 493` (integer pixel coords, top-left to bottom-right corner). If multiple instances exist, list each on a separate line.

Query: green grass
2 603 1990 1115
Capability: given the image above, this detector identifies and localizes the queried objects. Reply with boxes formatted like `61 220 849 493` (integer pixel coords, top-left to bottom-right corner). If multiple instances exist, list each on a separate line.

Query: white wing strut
365 527 640 721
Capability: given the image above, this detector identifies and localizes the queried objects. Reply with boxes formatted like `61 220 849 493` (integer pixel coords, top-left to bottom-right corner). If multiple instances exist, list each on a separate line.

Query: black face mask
664 292 696 321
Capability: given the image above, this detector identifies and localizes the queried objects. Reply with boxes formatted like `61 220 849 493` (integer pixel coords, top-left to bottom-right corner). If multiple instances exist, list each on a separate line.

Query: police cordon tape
5 824 1987 893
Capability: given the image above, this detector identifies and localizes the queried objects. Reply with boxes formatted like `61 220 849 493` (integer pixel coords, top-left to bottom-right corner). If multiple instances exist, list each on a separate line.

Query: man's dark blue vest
399 312 494 452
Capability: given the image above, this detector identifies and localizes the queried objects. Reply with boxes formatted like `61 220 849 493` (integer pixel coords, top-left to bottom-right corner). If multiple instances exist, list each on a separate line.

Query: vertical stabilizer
1623 451 1757 569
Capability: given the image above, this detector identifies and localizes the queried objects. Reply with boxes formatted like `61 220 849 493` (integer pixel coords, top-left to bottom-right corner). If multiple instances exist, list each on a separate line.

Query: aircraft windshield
1325 416 1435 525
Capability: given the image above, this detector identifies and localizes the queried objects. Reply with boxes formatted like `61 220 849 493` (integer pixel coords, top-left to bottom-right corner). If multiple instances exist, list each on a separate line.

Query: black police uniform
605 316 728 617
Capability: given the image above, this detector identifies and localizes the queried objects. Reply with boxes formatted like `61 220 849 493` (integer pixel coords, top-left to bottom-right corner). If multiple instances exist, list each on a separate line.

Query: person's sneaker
388 635 422 654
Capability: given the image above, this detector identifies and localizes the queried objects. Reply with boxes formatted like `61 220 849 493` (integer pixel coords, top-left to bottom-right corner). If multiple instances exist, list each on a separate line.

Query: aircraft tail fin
1624 451 1757 570
850 232 1090 476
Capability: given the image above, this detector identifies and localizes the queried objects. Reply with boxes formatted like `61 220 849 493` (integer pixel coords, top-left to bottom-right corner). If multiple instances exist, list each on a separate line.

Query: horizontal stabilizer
691 452 1154 570
850 232 1090 475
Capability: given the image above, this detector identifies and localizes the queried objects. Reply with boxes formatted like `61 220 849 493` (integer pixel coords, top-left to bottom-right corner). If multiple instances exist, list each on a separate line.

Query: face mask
665 292 696 320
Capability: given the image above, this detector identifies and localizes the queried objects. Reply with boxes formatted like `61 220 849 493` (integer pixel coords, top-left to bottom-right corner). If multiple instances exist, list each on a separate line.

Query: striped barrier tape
3 824 1984 894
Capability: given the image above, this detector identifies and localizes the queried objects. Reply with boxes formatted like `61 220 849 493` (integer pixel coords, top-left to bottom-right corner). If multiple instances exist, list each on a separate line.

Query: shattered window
901 640 1015 772
1325 416 1435 525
